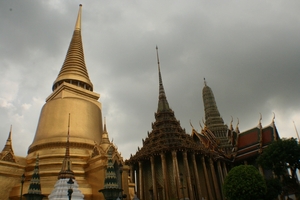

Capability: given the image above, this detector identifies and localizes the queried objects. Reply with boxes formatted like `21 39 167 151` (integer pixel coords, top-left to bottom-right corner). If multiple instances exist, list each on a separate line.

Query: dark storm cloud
0 0 299 158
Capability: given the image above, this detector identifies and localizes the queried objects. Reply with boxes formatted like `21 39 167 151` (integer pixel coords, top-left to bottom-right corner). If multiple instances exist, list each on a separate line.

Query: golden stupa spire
58 114 74 180
53 4 93 92
101 117 110 145
75 4 82 31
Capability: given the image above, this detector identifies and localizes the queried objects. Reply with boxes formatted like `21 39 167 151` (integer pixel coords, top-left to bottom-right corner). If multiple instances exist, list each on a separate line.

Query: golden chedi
2 5 132 200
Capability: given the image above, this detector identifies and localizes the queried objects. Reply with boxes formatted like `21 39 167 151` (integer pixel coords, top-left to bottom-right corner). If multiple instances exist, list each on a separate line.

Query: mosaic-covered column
138 161 144 200
209 158 221 200
129 165 134 183
183 151 194 200
201 156 213 200
191 153 202 199
123 165 130 200
150 156 158 200
160 152 170 200
222 162 228 177
172 150 180 199
217 161 225 200
217 161 224 184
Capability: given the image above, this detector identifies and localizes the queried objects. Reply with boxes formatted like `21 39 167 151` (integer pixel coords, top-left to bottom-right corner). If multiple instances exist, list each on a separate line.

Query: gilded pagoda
0 5 134 200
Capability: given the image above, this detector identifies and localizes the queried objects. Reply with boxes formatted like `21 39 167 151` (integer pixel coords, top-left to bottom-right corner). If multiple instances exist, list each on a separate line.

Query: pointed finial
189 120 194 129
75 4 82 30
5 125 13 145
272 112 275 123
199 121 203 129
104 117 107 133
9 125 12 140
235 118 239 132
293 121 300 143
156 46 170 111
156 45 161 71
204 78 207 86
259 113 262 124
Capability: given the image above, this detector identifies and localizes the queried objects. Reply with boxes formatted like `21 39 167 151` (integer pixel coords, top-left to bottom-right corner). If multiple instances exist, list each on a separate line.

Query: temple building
127 49 279 200
0 5 133 200
0 4 281 200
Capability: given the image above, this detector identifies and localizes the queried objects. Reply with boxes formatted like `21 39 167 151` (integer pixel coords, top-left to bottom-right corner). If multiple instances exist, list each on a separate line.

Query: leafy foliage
223 165 267 200
264 178 282 200
257 138 300 196
257 138 300 177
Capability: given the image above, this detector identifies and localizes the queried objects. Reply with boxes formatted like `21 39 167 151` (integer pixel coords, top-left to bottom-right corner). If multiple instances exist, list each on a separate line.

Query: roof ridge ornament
259 113 262 125
272 112 275 123
235 118 240 133
199 121 203 129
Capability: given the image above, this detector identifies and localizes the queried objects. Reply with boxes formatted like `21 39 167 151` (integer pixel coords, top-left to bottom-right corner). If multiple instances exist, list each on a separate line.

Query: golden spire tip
75 4 82 30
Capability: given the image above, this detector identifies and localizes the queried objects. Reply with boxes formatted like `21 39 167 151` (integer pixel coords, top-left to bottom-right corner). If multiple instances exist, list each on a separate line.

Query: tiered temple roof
232 115 279 162
129 47 207 162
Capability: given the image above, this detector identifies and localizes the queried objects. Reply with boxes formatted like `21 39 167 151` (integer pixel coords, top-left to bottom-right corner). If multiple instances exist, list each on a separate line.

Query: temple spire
48 114 84 199
101 147 120 190
53 4 93 92
0 125 15 163
101 117 110 145
156 46 170 111
2 125 13 153
58 114 74 180
23 154 45 199
202 80 226 133
103 117 107 133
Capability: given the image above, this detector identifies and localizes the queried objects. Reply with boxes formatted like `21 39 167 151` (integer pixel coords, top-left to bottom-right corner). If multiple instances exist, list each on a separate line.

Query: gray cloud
0 0 299 159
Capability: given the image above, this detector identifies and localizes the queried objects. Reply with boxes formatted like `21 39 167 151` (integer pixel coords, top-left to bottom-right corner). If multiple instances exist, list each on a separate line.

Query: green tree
223 165 267 200
257 138 300 197
264 178 282 200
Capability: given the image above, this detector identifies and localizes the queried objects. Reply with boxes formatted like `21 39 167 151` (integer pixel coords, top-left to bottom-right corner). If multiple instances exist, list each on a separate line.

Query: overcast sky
0 1 299 160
